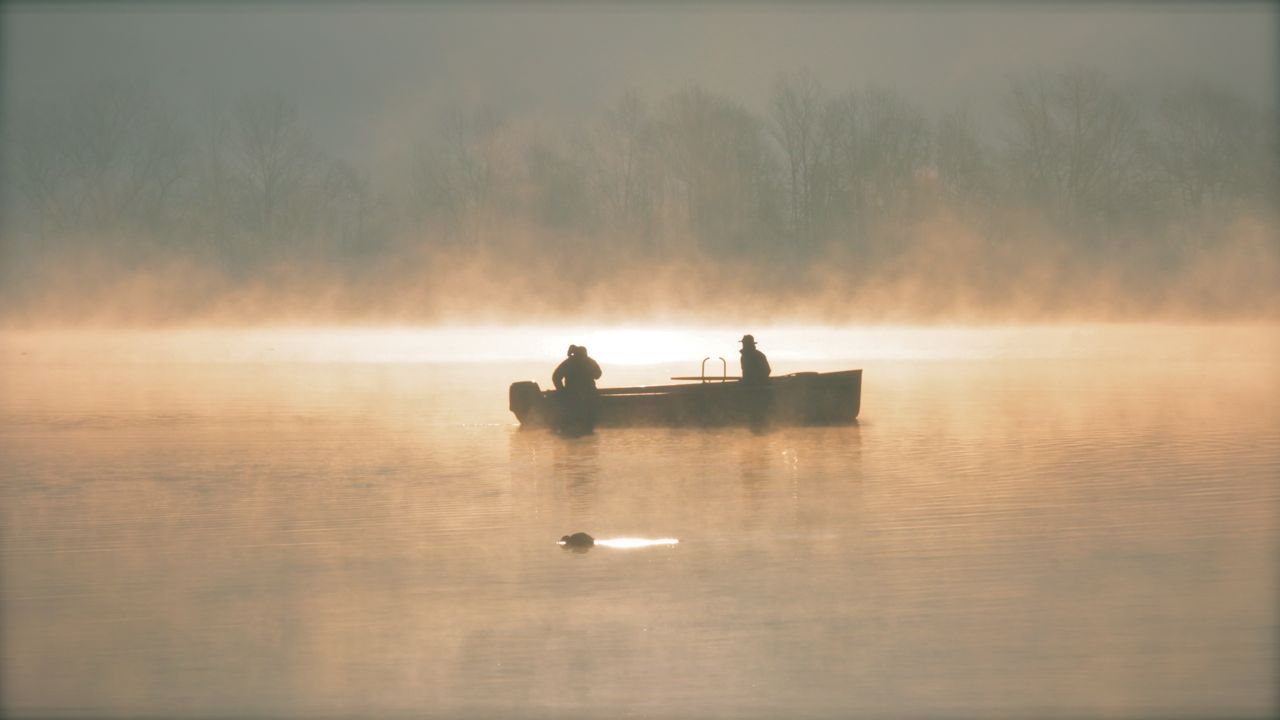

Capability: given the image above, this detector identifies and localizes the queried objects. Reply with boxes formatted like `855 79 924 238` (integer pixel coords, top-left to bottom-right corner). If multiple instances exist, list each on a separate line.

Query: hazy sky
4 3 1275 170
0 3 1277 326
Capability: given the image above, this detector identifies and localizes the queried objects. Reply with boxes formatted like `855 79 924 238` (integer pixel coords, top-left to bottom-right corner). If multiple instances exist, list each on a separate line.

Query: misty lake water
2 326 1277 718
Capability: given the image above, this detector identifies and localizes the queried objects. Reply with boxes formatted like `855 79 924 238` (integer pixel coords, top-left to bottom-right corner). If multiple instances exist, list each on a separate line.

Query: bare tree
825 87 929 234
527 137 591 231
233 92 317 242
1004 71 1060 212
770 68 830 242
1003 69 1143 230
313 159 378 255
410 106 506 242
187 95 239 257
656 86 781 253
934 105 991 212
7 80 190 240
861 88 930 214
586 90 657 234
6 107 72 238
1153 81 1268 215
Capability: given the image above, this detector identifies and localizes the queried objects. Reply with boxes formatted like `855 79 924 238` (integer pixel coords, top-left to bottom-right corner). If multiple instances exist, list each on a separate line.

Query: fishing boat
508 358 861 430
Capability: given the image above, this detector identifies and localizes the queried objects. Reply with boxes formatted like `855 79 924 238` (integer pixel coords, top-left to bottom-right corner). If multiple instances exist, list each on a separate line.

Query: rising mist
2 6 1276 327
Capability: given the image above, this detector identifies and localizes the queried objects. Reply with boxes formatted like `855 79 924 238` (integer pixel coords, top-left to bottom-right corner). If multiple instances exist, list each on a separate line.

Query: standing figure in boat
739 335 771 384
552 345 602 434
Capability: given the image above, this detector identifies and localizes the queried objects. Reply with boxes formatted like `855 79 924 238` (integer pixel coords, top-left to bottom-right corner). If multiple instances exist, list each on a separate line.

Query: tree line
2 68 1276 320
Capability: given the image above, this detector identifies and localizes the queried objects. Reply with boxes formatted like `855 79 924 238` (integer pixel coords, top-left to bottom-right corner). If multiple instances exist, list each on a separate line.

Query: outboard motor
508 381 543 424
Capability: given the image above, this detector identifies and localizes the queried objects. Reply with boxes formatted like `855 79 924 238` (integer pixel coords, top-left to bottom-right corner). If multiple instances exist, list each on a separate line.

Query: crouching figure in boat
549 344 602 435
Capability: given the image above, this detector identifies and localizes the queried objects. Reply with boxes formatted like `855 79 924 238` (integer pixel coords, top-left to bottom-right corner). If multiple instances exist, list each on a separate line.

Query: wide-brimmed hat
740 334 756 345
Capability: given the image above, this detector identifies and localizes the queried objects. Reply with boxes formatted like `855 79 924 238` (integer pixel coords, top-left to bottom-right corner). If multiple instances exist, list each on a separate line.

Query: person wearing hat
739 334 771 384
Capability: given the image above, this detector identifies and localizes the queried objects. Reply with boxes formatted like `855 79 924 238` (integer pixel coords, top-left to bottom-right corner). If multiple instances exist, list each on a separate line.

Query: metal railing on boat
668 357 740 383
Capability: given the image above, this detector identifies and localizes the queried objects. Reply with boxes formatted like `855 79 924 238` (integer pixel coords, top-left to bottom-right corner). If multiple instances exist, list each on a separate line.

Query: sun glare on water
561 537 680 549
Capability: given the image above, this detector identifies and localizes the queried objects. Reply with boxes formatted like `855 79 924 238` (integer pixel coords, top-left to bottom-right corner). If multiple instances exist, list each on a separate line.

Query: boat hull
509 370 861 429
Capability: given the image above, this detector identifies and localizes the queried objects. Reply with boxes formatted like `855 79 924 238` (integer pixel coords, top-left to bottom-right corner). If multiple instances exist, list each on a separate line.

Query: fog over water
2 7 1279 717
2 4 1277 326
2 326 1277 718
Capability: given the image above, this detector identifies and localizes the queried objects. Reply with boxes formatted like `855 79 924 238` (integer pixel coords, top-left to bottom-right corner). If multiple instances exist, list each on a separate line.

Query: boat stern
509 381 545 425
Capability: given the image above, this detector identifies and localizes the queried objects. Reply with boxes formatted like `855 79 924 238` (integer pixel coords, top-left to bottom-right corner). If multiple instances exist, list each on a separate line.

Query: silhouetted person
739 335 771 384
553 345 602 392
740 334 772 430
552 345 602 435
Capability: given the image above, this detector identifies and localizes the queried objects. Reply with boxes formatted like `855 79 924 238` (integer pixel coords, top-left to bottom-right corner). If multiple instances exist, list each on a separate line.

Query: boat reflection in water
510 364 862 432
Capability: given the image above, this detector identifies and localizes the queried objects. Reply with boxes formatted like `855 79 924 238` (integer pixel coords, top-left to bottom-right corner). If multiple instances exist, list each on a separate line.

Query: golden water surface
1 326 1276 718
